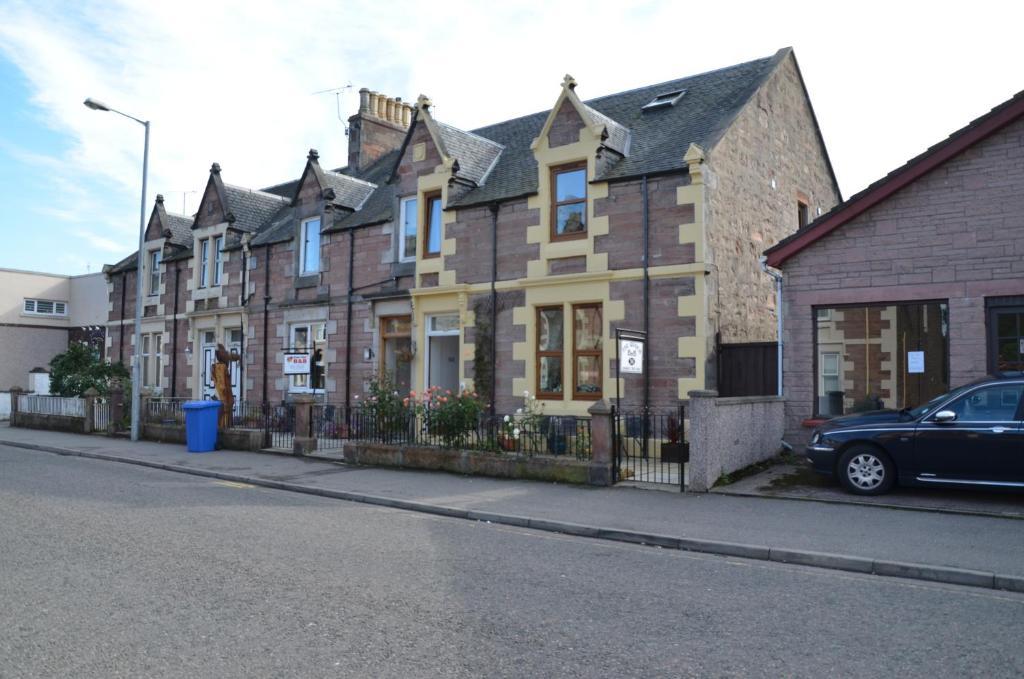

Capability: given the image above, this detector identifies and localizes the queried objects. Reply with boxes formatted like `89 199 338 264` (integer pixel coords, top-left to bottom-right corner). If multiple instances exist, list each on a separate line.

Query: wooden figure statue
212 343 241 430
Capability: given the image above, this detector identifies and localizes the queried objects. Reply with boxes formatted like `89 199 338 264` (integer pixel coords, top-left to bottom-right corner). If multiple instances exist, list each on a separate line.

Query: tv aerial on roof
312 84 354 134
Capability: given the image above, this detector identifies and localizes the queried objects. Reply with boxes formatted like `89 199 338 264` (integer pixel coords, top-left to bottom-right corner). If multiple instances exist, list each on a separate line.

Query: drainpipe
239 235 250 403
262 243 272 404
760 255 783 396
641 175 650 414
119 271 127 363
345 227 355 412
489 203 499 415
171 260 181 397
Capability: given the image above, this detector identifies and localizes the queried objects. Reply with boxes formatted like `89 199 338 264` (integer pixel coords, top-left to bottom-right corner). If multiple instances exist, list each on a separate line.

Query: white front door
227 327 243 407
424 314 460 393
200 330 217 400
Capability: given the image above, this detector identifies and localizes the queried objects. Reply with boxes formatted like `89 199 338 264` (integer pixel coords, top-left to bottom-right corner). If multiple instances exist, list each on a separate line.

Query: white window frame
212 236 223 286
141 332 162 388
199 238 209 288
300 217 321 275
398 196 418 263
820 352 840 394
23 299 67 317
148 249 161 296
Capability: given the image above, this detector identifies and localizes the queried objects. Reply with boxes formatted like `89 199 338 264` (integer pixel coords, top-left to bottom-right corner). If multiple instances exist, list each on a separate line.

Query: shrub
49 342 129 397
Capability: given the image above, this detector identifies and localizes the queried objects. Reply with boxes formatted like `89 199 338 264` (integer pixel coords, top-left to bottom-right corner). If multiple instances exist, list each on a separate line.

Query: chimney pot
385 97 395 123
402 103 412 127
359 88 370 113
368 91 380 118
376 94 386 119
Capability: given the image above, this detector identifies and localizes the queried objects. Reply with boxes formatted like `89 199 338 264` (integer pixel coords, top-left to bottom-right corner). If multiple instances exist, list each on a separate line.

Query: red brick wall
594 174 695 270
780 114 1024 443
609 277 697 411
547 100 584 148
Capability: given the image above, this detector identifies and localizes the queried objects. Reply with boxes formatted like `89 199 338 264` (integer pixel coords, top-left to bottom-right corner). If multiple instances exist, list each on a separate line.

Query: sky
0 0 1021 275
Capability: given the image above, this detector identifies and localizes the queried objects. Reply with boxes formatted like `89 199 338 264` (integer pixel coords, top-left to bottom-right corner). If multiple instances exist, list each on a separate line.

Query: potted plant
660 415 689 463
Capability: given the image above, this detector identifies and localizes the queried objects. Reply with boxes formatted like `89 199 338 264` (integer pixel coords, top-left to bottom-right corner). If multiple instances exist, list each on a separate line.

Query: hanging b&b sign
619 339 644 374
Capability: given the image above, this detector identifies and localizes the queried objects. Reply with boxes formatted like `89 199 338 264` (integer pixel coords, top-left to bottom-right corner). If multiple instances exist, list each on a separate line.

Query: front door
200 331 217 400
424 314 460 393
227 327 243 408
914 383 1024 482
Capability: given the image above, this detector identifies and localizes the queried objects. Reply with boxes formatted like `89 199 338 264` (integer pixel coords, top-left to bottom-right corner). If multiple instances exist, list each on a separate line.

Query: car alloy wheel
837 445 896 495
847 453 885 491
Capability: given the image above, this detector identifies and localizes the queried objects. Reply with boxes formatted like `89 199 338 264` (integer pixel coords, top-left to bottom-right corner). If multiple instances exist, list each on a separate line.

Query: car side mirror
933 410 957 424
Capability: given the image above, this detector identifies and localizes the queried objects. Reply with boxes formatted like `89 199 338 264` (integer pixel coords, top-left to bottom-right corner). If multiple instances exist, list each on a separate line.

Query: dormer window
198 239 209 288
642 89 685 110
212 236 223 285
551 162 587 241
301 217 321 274
423 193 442 258
148 249 161 296
399 196 418 263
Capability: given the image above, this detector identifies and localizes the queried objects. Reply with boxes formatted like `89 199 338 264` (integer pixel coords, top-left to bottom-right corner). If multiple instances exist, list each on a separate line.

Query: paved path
3 448 1023 678
2 425 1023 585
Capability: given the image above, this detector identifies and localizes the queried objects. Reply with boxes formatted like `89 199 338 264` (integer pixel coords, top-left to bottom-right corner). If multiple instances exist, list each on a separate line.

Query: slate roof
110 49 796 266
222 185 289 232
449 49 785 207
321 171 376 209
164 212 193 248
436 122 504 186
764 87 1024 267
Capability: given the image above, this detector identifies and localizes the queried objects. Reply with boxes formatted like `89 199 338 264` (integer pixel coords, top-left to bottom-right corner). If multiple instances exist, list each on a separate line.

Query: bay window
536 303 604 400
572 304 602 398
141 332 162 388
537 307 564 398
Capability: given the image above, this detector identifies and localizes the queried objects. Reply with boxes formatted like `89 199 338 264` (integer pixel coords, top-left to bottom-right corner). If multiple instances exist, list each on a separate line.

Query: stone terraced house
105 47 839 416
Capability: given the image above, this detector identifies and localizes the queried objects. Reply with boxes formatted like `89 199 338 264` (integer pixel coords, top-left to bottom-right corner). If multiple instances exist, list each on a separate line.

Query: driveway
713 456 1024 520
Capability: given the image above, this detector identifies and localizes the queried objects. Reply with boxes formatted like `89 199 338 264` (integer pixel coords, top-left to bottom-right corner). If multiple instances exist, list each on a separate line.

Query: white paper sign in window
907 351 925 374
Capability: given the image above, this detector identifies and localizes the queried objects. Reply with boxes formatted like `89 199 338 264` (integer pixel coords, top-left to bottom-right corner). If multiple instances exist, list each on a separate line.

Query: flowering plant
498 390 544 451
409 386 485 447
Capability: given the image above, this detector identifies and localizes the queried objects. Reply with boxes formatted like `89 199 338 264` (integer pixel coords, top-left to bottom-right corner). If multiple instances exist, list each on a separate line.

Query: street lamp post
84 97 149 442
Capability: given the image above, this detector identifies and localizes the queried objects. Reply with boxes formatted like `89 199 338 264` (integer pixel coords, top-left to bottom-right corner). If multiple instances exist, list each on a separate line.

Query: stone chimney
348 88 413 171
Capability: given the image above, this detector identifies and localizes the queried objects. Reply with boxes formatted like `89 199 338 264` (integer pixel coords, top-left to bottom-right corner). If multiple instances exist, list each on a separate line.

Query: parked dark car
806 375 1024 495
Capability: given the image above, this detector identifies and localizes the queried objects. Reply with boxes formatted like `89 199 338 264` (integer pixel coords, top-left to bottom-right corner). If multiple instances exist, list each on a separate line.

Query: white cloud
1 0 1023 276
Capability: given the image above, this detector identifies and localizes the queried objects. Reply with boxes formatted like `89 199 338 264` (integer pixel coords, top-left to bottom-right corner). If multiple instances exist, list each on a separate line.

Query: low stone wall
687 390 784 492
345 442 611 486
11 411 88 434
141 423 264 452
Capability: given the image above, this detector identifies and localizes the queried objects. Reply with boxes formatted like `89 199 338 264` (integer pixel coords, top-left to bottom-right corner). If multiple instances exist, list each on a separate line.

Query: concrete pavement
3 448 1023 678
1 424 1023 591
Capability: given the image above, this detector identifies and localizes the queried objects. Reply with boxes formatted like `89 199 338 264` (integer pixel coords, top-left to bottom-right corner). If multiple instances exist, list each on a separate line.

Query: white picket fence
17 394 86 418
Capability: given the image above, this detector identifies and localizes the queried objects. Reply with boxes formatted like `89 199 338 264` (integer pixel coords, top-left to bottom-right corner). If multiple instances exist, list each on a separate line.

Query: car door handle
991 427 1008 434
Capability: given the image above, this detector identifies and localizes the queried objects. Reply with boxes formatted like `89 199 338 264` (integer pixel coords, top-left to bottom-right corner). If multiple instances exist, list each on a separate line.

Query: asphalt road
2 445 1023 678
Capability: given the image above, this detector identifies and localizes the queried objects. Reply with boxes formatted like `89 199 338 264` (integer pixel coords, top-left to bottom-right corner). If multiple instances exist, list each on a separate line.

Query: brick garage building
765 89 1024 444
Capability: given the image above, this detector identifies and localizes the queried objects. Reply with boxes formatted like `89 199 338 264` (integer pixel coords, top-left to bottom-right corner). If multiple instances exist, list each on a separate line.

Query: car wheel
837 446 895 495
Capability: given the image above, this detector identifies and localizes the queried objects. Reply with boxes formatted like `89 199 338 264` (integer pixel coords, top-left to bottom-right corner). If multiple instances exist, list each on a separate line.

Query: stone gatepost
292 394 316 456
587 399 614 486
685 389 718 492
83 387 99 434
108 379 125 434
9 386 24 424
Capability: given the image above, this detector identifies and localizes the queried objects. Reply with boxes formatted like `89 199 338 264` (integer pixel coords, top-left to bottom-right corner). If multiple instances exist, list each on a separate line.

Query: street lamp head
83 97 110 112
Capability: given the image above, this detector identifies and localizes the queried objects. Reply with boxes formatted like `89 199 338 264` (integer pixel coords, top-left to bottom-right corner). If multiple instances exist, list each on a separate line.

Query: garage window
813 301 949 417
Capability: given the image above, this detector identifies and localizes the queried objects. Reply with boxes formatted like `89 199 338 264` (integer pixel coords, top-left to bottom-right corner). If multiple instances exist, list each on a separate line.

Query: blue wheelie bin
183 400 221 452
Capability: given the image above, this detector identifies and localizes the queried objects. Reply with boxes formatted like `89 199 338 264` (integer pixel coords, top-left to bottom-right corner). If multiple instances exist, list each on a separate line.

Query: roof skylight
642 89 686 110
